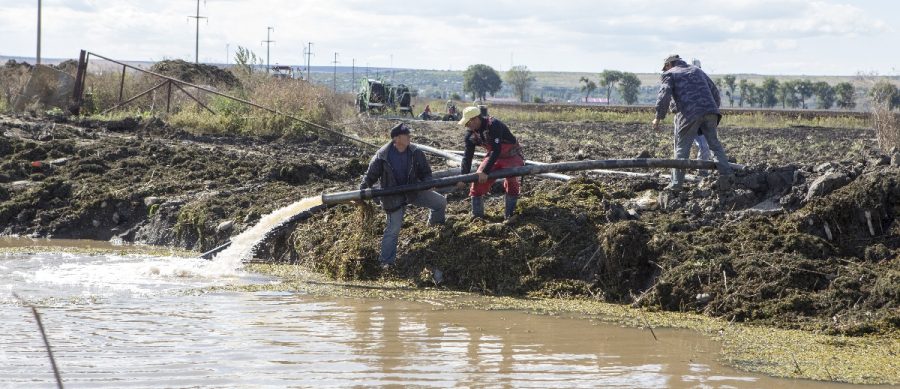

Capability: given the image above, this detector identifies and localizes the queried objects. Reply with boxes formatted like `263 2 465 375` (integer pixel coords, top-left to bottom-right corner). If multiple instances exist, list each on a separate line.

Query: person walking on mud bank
669 99 712 176
652 54 733 190
359 123 447 268
456 106 525 220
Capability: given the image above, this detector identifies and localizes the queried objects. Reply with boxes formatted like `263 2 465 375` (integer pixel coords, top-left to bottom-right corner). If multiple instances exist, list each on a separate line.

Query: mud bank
0 113 367 254
3 112 898 384
2 113 897 337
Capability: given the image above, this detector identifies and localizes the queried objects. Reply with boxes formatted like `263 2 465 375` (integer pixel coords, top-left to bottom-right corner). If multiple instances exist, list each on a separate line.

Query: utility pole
188 0 207 64
331 52 339 93
390 53 393 80
36 0 41 65
305 42 313 81
351 58 355 91
262 26 274 73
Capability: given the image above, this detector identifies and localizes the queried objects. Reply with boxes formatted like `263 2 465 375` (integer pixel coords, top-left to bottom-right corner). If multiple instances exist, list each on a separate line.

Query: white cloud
0 0 897 75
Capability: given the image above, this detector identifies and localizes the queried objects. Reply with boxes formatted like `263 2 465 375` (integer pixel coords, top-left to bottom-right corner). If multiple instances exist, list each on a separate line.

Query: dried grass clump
873 102 900 153
0 60 33 111
167 72 348 138
79 58 349 138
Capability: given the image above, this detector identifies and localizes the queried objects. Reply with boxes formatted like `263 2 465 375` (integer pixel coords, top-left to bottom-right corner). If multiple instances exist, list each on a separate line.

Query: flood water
0 240 864 388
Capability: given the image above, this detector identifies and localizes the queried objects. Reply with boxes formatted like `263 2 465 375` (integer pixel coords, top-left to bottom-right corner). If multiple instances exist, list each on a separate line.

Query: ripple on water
0 251 863 388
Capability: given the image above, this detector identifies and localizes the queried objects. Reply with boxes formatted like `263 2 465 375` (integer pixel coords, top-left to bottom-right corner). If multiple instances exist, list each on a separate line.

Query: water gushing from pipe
210 196 324 270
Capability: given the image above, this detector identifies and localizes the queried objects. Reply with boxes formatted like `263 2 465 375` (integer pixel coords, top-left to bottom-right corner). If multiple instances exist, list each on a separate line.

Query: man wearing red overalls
456 106 525 220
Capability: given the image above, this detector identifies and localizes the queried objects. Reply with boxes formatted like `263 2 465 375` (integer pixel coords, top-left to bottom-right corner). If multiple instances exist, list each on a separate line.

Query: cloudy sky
1 0 897 75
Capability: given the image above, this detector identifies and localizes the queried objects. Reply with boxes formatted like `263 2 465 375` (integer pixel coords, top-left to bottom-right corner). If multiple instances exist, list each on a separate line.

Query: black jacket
461 117 517 174
359 142 434 212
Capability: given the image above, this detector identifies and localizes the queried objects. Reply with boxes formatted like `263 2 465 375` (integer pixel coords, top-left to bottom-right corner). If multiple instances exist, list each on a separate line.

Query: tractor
393 84 413 117
356 79 414 117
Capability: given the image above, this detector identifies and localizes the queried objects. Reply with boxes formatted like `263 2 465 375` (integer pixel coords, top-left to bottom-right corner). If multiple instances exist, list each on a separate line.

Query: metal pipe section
322 158 728 205
441 148 745 178
412 142 572 182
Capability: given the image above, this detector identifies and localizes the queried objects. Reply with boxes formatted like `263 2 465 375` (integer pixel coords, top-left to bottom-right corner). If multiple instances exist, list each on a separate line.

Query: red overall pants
469 143 525 197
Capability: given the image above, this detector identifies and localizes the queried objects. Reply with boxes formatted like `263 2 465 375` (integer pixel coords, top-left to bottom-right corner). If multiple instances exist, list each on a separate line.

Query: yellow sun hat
458 106 481 126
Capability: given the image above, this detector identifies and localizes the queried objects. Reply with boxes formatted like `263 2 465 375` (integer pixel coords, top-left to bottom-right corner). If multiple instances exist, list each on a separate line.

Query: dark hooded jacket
654 59 721 131
359 142 434 212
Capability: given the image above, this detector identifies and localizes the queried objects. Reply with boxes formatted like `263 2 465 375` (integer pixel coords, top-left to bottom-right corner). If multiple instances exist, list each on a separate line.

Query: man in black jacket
360 123 447 267
457 106 525 220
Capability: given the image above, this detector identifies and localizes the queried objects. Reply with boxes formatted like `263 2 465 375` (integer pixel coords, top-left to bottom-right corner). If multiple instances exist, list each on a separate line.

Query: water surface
0 242 863 388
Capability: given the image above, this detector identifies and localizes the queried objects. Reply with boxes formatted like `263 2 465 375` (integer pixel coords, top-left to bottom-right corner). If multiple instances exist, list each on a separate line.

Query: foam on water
5 252 268 300
2 196 323 300
211 196 323 269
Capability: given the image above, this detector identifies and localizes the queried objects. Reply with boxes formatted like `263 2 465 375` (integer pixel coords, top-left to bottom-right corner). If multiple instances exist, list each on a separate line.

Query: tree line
717 75 855 110
459 62 898 111
461 63 644 105
580 70 642 105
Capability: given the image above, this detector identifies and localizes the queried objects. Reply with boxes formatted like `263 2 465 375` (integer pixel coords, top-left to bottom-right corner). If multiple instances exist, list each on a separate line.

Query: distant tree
812 81 835 109
505 65 535 102
742 81 760 107
450 92 461 101
760 77 780 108
779 80 801 108
463 64 502 101
714 78 724 101
618 72 642 105
598 70 623 105
738 79 749 107
833 82 856 109
795 80 814 109
722 75 737 107
869 79 899 110
579 76 597 103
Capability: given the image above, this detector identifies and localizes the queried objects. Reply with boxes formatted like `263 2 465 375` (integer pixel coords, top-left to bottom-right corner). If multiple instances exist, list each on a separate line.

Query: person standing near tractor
652 54 733 190
456 106 525 220
359 123 447 269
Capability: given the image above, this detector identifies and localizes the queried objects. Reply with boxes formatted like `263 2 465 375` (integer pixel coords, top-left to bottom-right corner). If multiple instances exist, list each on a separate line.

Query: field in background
419 99 873 130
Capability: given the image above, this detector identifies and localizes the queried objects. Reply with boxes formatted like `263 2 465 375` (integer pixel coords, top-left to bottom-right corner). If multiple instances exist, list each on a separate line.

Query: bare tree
598 70 623 105
722 75 736 107
505 65 535 102
579 76 596 103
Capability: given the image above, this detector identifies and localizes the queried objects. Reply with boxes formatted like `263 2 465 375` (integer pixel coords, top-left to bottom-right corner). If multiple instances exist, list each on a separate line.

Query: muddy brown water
0 239 864 388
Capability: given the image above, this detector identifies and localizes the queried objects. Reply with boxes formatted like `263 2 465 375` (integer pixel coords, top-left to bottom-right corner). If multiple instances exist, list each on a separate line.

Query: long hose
322 158 733 205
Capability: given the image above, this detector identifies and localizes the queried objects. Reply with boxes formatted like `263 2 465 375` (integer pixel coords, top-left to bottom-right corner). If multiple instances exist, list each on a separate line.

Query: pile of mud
2 112 897 336
150 60 240 88
292 158 900 336
0 114 366 251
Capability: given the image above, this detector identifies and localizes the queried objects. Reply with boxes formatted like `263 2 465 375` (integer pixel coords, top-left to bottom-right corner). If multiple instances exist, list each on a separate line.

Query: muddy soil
0 113 367 254
1 112 897 336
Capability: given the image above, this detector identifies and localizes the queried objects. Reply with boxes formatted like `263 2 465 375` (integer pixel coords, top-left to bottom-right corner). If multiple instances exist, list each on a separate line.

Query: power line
188 0 207 64
262 26 274 73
